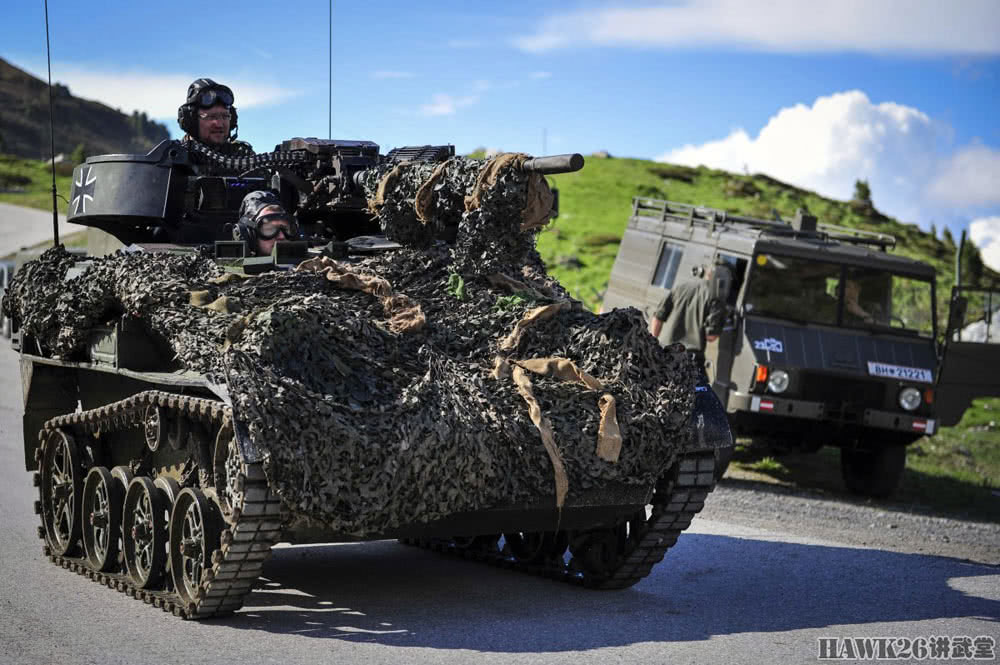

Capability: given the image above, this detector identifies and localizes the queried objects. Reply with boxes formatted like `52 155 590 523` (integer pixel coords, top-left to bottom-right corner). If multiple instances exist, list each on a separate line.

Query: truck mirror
947 296 968 335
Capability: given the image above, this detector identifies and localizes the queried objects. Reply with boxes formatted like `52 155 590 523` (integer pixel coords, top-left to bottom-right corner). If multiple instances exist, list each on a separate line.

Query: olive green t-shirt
654 280 723 351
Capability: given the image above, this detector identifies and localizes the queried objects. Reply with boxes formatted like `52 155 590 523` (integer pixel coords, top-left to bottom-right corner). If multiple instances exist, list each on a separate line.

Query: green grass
541 155 996 313
729 398 1000 522
744 456 787 474
0 153 74 212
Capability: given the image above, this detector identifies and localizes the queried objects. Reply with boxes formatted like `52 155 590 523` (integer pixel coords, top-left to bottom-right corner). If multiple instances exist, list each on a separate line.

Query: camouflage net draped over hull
2 155 697 536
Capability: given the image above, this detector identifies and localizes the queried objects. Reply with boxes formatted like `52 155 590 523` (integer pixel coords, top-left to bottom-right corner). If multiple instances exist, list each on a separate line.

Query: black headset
177 78 239 142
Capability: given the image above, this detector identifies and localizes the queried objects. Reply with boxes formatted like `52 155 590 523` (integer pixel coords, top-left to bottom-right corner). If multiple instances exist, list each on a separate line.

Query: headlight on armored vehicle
898 387 922 411
767 369 789 394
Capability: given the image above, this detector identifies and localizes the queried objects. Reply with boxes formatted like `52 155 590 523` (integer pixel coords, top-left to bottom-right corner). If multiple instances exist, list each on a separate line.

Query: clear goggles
255 213 298 240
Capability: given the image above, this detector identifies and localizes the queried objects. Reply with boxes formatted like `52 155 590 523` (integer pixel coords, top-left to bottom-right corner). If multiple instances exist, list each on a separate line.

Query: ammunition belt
33 391 283 619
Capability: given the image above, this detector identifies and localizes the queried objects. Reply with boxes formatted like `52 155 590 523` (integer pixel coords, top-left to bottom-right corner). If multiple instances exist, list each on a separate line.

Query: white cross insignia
72 166 97 215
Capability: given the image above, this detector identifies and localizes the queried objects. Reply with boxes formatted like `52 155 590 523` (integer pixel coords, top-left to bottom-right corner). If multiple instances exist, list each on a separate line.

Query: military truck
603 197 1000 497
2 143 733 620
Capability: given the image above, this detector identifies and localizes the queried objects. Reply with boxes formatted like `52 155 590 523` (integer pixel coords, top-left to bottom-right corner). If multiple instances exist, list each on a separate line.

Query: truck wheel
840 443 906 498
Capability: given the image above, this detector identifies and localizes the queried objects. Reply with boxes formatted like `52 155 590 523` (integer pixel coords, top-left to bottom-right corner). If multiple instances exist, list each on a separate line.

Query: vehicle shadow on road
216 535 999 650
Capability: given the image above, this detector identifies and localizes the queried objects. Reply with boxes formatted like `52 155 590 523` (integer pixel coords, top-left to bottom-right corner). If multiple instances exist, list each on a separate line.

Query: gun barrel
521 153 584 175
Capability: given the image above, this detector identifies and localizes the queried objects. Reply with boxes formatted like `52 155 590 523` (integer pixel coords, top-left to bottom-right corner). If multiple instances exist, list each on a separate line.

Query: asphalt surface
0 201 81 258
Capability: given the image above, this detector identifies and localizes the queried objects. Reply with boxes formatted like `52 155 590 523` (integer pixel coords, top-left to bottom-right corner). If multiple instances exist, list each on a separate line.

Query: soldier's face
255 205 290 257
198 103 231 144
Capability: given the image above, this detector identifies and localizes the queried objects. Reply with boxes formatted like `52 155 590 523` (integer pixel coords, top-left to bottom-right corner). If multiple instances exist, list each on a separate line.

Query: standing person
649 266 727 376
177 78 254 170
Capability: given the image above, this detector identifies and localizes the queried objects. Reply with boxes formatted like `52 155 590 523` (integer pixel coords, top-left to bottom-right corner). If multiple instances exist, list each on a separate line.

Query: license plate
866 361 933 383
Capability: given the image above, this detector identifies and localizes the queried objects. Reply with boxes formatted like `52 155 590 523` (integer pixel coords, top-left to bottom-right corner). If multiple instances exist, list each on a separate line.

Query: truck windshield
745 253 934 336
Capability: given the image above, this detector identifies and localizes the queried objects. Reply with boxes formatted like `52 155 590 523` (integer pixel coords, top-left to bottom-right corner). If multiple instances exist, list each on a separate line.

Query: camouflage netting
2 154 697 536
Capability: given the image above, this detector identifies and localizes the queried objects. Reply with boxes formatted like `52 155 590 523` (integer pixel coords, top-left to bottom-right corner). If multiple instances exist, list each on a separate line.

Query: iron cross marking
72 166 97 214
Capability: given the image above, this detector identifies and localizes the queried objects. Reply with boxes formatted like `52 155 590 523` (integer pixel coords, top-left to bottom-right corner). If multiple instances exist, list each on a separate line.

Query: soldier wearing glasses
177 78 254 167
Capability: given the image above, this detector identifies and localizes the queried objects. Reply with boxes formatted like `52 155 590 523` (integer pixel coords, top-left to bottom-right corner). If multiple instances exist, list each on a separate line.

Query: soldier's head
236 191 299 256
177 78 239 145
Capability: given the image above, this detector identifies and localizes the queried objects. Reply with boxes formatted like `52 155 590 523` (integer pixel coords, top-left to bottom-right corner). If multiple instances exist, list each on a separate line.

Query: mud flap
21 358 79 471
686 383 735 479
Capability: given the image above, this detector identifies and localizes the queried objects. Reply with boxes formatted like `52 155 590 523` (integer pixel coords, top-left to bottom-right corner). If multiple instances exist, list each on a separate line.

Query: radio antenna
328 0 332 140
43 0 60 246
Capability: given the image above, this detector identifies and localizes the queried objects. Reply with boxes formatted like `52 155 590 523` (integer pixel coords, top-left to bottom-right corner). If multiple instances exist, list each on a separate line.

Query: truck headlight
898 387 921 411
767 369 789 394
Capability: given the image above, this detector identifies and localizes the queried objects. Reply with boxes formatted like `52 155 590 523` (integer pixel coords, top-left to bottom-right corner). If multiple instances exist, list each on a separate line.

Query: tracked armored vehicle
604 197 1000 497
4 141 733 619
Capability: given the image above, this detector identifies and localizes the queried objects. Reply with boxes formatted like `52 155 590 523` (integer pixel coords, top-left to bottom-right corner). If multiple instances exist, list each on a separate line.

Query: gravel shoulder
701 477 1000 566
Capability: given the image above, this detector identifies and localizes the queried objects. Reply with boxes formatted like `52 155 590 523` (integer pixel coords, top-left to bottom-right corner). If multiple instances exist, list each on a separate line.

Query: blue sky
4 1 1000 268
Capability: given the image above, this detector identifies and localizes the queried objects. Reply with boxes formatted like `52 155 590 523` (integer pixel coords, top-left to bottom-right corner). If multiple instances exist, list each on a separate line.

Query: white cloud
970 217 1000 272
659 90 945 217
529 71 552 80
514 0 1000 54
35 62 298 120
927 146 1000 207
419 93 479 117
372 70 414 80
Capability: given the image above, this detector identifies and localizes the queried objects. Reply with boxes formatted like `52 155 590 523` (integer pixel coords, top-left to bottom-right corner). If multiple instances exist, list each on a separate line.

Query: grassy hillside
0 153 73 211
0 58 169 160
541 156 996 313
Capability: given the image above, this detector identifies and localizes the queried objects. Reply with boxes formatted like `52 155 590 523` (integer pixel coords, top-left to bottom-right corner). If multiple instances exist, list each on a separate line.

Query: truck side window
651 242 683 289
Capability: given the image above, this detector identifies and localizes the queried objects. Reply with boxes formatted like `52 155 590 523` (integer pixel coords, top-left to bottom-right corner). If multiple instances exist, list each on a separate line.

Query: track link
33 391 283 619
401 451 717 589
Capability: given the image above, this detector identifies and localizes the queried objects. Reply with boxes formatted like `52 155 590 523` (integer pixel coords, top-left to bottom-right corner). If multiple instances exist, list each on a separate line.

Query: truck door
936 287 1000 426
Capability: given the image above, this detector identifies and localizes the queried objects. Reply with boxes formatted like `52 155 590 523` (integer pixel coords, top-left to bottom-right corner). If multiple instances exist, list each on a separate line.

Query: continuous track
31 390 719 617
33 391 283 619
402 451 717 589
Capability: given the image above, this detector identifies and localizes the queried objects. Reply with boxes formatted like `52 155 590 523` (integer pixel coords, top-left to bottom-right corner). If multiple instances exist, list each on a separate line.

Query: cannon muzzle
521 153 584 175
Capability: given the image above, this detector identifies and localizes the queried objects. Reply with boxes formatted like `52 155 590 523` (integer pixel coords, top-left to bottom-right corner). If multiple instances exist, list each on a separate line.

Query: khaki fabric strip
414 159 452 224
464 153 528 212
596 394 623 462
512 365 568 509
296 256 426 333
499 301 571 351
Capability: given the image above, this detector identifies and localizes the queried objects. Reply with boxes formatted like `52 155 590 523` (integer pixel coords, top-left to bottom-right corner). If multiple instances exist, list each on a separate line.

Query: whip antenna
328 0 332 139
43 0 59 246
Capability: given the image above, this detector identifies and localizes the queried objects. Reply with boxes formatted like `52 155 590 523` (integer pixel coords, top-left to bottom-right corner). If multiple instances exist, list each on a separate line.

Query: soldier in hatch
177 78 254 163
235 191 300 257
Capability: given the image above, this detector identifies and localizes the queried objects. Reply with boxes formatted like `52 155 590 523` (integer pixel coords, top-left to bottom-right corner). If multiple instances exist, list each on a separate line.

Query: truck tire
840 443 906 498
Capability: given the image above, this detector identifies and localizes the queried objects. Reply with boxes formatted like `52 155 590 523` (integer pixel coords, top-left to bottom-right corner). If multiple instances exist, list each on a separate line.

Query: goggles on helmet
255 213 298 240
193 88 234 109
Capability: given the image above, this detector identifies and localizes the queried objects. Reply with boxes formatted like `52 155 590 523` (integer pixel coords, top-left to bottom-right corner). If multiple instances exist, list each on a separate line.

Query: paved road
0 201 83 258
0 343 997 665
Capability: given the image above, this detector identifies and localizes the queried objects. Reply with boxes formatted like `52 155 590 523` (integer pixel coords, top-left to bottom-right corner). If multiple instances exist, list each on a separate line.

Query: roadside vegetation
0 154 87 259
729 398 1000 523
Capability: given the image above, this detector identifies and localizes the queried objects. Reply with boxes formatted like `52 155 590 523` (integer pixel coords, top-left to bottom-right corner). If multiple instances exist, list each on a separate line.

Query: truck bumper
726 391 936 435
